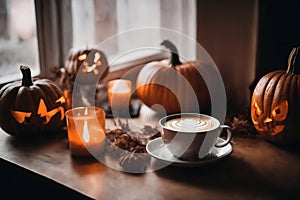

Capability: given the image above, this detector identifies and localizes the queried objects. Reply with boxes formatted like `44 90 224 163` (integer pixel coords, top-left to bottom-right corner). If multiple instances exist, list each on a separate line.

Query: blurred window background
0 0 40 83
0 0 195 84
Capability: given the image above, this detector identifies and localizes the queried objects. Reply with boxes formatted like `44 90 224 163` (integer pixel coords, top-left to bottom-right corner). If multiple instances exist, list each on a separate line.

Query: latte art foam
164 117 218 132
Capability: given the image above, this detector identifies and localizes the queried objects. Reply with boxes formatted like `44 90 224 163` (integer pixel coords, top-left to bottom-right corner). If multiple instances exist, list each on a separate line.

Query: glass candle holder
65 107 106 157
107 79 132 114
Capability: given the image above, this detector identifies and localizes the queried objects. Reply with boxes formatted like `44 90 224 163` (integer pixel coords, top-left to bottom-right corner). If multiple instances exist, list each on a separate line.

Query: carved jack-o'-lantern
50 48 110 109
251 47 300 144
64 48 109 84
0 66 66 137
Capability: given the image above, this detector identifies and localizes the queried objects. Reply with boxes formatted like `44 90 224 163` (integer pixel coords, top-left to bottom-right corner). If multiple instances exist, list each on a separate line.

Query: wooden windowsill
102 52 167 83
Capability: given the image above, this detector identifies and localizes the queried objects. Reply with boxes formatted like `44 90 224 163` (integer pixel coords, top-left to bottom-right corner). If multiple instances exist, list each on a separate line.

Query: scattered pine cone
225 114 258 137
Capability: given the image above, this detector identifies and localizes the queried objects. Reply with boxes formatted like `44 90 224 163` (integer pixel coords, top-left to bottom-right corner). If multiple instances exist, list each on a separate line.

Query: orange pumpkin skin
0 66 66 137
251 47 300 144
65 48 109 84
136 40 211 114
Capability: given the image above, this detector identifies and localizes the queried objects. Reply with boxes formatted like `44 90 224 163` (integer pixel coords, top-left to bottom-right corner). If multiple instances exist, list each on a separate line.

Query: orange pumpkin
251 47 300 144
136 40 211 114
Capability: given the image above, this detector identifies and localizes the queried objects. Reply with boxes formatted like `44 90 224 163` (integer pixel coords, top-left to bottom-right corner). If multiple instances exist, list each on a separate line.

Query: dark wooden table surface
1 105 300 200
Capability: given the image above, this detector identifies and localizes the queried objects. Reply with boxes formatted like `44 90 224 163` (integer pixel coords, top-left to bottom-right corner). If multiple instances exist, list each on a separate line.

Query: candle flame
84 107 88 115
83 120 90 143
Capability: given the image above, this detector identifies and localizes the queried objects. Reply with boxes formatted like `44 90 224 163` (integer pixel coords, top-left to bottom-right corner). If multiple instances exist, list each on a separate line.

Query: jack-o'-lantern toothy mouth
254 123 285 136
10 96 65 125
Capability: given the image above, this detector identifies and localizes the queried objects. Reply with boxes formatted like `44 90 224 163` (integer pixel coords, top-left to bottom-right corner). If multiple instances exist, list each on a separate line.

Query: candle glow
65 107 106 157
107 79 132 114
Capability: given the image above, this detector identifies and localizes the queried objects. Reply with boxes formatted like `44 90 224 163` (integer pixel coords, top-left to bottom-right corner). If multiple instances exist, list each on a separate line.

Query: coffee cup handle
215 125 232 148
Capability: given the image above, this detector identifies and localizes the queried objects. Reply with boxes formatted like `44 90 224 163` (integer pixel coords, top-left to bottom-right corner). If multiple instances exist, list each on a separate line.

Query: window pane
0 0 40 84
71 0 196 68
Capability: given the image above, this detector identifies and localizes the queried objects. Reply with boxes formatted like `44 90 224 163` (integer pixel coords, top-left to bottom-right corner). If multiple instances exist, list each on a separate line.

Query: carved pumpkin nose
263 117 273 123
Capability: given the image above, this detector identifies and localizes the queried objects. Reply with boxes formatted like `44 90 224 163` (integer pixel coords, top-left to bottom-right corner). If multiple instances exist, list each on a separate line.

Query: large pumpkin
0 66 66 137
136 40 211 114
64 48 109 84
251 47 300 144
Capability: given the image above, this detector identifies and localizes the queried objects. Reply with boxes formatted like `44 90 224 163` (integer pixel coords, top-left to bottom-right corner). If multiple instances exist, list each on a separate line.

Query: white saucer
146 137 233 167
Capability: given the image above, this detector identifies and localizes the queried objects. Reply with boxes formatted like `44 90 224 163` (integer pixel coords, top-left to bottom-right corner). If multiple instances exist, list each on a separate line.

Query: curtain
35 0 73 78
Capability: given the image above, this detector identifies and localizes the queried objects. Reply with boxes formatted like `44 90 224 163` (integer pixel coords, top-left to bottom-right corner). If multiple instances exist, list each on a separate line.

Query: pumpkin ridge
277 74 298 143
186 65 210 112
254 71 283 117
0 87 19 110
271 73 291 110
15 86 34 111
31 85 46 106
38 84 61 107
286 73 294 103
0 82 14 97
289 74 298 114
264 72 285 119
0 81 20 99
169 68 180 112
38 85 58 104
39 80 62 95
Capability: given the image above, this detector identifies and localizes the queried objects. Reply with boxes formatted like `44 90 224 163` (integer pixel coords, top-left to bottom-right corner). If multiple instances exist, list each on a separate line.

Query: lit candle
65 107 106 157
107 79 132 114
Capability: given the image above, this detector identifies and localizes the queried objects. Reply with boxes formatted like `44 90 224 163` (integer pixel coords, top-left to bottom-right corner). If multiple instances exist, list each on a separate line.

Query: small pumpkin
136 40 211 114
0 66 66 136
64 48 109 84
251 47 300 144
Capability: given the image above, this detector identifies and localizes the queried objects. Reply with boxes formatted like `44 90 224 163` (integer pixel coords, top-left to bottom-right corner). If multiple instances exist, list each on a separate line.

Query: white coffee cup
159 113 231 160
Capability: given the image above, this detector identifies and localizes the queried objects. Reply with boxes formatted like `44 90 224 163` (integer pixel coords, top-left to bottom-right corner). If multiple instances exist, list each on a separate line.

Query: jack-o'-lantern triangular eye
37 98 65 124
272 100 288 121
251 100 262 124
11 110 32 124
253 101 262 116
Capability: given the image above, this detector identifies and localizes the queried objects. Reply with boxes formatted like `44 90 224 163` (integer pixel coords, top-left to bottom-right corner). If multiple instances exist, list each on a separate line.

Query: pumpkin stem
161 40 182 66
20 66 33 87
287 47 299 74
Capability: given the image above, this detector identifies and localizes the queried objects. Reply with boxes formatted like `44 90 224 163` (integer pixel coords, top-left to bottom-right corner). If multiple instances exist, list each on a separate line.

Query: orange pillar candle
107 79 132 114
65 107 106 157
